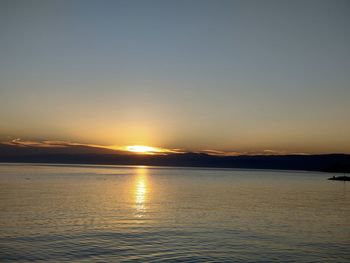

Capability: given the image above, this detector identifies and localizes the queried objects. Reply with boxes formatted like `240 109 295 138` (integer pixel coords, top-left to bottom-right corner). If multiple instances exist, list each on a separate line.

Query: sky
1 0 350 154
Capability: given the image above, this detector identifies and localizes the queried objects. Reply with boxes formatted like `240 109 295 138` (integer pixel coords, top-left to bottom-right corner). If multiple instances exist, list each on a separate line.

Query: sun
126 145 161 154
107 144 175 155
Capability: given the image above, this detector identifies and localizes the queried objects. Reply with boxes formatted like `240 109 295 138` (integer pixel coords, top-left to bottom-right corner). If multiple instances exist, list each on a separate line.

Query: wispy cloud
1 139 184 155
4 139 70 148
199 149 242 156
1 139 307 156
2 138 119 150
198 149 308 156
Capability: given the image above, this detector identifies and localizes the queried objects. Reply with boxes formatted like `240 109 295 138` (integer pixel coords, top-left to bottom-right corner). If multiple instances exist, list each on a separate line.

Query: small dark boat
328 176 350 181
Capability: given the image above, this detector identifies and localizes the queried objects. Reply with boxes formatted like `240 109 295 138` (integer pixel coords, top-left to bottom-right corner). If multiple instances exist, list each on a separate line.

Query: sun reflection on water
134 166 148 216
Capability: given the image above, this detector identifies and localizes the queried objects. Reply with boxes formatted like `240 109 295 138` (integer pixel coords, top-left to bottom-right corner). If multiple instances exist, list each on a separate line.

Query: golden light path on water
134 166 149 217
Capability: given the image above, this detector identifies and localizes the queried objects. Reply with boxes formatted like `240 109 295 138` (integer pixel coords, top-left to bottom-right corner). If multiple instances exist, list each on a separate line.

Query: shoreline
0 160 348 174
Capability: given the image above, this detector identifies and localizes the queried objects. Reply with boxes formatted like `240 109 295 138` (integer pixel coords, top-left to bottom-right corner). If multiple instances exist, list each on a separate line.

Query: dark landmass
0 143 349 173
328 176 350 181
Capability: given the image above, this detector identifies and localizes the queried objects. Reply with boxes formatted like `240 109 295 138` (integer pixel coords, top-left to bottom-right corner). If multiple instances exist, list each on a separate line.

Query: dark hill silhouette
328 176 350 181
0 143 349 173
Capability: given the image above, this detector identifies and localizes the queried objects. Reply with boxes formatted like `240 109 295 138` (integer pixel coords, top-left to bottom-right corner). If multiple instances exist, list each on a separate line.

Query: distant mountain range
0 143 349 173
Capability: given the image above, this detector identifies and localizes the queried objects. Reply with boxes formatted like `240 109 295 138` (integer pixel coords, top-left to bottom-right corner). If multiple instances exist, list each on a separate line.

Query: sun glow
126 145 162 154
107 144 182 155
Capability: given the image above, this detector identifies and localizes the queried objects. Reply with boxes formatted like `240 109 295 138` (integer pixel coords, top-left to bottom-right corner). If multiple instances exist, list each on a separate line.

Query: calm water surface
0 163 349 262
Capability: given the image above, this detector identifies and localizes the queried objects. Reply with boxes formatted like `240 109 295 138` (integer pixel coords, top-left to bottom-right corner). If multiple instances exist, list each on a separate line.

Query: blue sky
1 0 349 153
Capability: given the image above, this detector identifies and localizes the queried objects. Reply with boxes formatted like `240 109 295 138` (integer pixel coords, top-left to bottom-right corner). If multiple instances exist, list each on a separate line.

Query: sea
0 163 349 262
